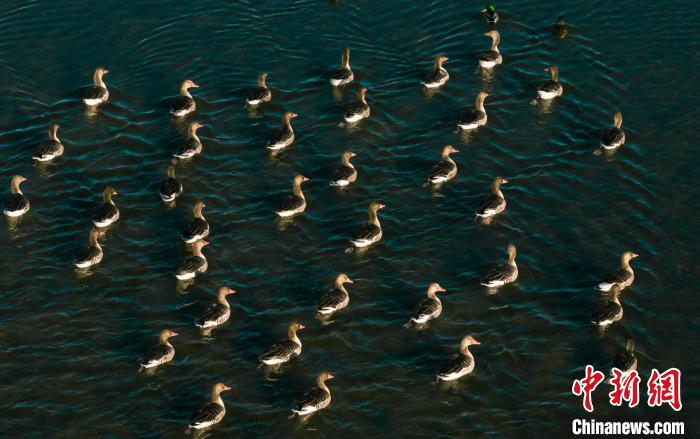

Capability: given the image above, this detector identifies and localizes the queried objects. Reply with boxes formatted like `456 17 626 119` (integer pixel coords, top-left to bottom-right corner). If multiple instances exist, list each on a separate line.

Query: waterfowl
196 287 236 330
421 56 449 89
343 87 370 123
290 372 334 418
181 200 209 244
481 4 499 23
3 175 30 217
598 251 638 292
260 322 305 366
350 201 385 248
174 239 209 280
458 92 489 130
188 383 231 430
475 176 508 218
537 65 563 100
428 145 459 184
173 122 204 159
316 273 354 315
481 243 518 288
74 229 106 268
329 151 358 187
92 186 119 228
138 329 178 369
405 283 446 326
246 72 272 106
267 111 297 151
436 336 481 382
32 124 63 162
478 31 503 68
330 48 353 86
170 79 199 117
159 162 183 202
553 17 568 39
610 336 638 377
601 112 626 149
592 284 624 326
275 175 309 217
83 67 109 106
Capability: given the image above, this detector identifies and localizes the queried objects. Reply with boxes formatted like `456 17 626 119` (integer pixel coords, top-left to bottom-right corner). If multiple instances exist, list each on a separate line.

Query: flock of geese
2 4 639 432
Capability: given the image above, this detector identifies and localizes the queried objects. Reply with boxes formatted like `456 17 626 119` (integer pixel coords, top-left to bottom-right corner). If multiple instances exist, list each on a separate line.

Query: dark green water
0 0 698 437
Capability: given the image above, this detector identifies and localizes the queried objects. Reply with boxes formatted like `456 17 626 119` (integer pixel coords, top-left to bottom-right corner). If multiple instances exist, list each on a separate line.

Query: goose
290 372 334 418
260 322 305 366
330 48 353 86
421 56 449 89
188 383 231 430
174 239 209 280
159 162 183 202
553 17 569 39
343 87 370 123
196 287 236 330
316 273 354 315
601 112 626 149
32 124 64 162
74 229 106 268
92 186 120 228
246 72 272 106
481 5 499 23
537 65 563 100
138 329 178 369
275 175 309 217
173 122 204 159
329 151 358 187
436 336 481 382
3 175 30 217
475 176 508 218
170 79 199 117
181 200 209 244
350 201 385 248
405 283 446 327
609 336 638 379
267 111 297 151
478 31 502 68
481 243 518 288
598 251 638 292
428 145 459 184
458 92 489 130
83 67 109 106
592 284 624 326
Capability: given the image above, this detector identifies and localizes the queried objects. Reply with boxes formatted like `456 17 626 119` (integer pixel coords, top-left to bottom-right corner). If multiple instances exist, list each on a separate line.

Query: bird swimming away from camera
247 72 272 106
343 87 370 123
481 244 518 288
553 17 568 39
478 31 502 68
159 162 183 202
537 65 563 100
173 122 204 159
330 48 353 86
174 239 209 280
600 112 626 150
32 124 64 162
592 284 624 327
181 200 209 244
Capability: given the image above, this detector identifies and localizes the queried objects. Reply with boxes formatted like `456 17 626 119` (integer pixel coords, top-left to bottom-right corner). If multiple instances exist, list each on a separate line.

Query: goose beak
346 278 354 284
350 152 357 157
472 338 481 345
299 324 306 329
327 374 335 380
191 83 200 88
379 204 386 209
223 385 231 391
291 113 298 118
501 179 508 184
303 177 310 182
170 331 179 337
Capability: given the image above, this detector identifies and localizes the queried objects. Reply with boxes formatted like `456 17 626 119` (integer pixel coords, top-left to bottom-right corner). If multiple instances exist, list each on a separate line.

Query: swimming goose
478 31 502 68
601 112 626 149
350 201 385 248
74 229 106 268
592 284 624 326
553 17 569 39
330 48 353 86
405 283 446 327
481 5 499 23
92 186 120 227
196 287 236 330
290 372 334 418
247 72 272 106
316 273 354 315
188 383 231 430
159 162 183 202
610 336 638 378
421 56 449 89
175 239 209 280
32 124 63 162
260 322 305 366
267 111 297 151
3 175 30 217
138 329 178 369
436 335 481 382
83 67 109 106
173 122 204 159
475 176 508 218
598 251 638 292
428 145 459 184
329 151 358 187
276 175 309 217
170 79 199 117
458 92 489 130
343 87 370 123
481 243 518 288
537 65 563 100
182 200 209 244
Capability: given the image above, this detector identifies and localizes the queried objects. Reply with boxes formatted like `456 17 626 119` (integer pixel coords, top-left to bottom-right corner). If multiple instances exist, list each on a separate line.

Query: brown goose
601 112 626 149
267 111 297 151
475 176 508 218
276 175 309 217
170 79 199 116
74 229 106 268
405 283 446 327
481 243 518 288
343 87 370 123
478 31 502 68
174 239 209 280
83 67 109 106
188 383 231 430
458 92 489 130
92 186 119 228
260 322 305 366
138 329 178 369
428 145 459 184
159 162 183 202
598 251 638 292
173 122 204 159
537 66 563 100
330 48 353 86
421 55 449 89
196 287 236 330
3 175 30 217
436 336 481 382
350 201 385 248
290 372 334 418
316 273 354 315
32 124 63 162
181 200 209 243
247 72 272 105
329 151 358 187
592 284 623 326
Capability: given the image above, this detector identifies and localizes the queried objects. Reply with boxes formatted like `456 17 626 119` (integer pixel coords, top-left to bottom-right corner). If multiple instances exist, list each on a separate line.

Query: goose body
343 87 370 123
138 329 178 369
330 151 358 187
330 48 353 86
458 92 489 130
407 283 445 326
478 31 502 68
170 80 199 117
92 186 120 227
598 251 638 292
601 112 626 149
428 145 459 184
188 383 231 430
537 66 563 100
32 124 63 162
553 17 568 39
267 111 297 151
173 122 203 159
350 201 385 248
260 322 304 365
3 176 30 217
316 274 353 315
196 287 236 330
182 201 209 243
475 177 508 218
159 163 183 202
74 229 105 268
275 175 308 217
246 72 272 106
610 337 638 378
592 285 623 326
83 68 109 106
481 243 518 288
421 56 449 89
291 372 334 417
175 240 209 280
436 336 481 381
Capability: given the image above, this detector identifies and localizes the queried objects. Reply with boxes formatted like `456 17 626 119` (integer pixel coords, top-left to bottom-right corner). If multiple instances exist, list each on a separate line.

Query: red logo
647 368 682 411
572 365 606 412
608 369 641 408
